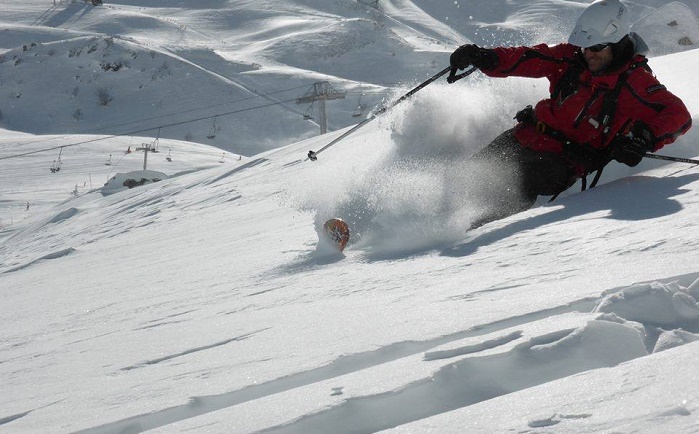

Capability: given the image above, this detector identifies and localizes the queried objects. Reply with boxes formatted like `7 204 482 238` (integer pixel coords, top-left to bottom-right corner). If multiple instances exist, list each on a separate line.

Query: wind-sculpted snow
3 247 77 274
63 299 600 433
0 138 244 274
71 279 699 434
423 330 523 361
257 317 647 434
595 281 699 329
47 207 80 224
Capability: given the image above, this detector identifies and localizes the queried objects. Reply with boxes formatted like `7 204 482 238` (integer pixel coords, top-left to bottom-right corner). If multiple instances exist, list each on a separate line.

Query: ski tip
322 218 350 252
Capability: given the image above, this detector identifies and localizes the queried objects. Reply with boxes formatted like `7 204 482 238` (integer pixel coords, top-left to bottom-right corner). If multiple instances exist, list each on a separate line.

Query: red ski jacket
482 43 691 157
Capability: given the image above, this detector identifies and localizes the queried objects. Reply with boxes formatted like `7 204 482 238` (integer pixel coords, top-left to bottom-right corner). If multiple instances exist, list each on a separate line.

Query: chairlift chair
351 94 364 118
303 103 314 120
151 131 160 152
50 147 64 173
207 117 218 140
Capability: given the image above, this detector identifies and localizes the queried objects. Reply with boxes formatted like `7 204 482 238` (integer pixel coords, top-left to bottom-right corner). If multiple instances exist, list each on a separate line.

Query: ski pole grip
447 66 477 84
447 67 458 84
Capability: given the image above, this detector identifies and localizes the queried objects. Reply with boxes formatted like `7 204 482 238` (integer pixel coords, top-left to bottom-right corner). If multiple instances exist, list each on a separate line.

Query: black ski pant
470 128 577 227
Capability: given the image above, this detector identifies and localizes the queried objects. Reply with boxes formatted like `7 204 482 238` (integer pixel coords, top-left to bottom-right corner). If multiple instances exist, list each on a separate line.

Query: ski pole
307 65 477 161
644 153 699 165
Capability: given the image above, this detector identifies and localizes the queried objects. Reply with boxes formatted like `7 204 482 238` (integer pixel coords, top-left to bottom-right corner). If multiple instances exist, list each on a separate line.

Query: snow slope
1 1 699 434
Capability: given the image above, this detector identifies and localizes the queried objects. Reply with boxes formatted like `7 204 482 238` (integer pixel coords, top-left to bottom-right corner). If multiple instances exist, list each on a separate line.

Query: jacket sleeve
624 69 692 151
481 43 576 80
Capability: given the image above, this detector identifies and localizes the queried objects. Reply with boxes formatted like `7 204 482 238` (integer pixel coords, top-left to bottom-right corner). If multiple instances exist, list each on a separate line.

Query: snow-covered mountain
1 0 697 156
1 1 699 433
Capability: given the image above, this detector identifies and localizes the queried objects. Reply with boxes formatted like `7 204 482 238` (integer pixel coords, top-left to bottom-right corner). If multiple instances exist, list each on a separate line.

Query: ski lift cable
4 81 402 154
0 97 300 161
1 81 427 161
1 83 313 151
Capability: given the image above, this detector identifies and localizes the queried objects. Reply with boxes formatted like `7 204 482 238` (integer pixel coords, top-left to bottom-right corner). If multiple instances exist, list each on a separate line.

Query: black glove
450 44 498 70
610 122 655 167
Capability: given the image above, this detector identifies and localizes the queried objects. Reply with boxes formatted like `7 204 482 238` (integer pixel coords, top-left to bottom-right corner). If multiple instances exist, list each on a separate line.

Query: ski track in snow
121 329 269 372
72 296 599 434
72 275 699 434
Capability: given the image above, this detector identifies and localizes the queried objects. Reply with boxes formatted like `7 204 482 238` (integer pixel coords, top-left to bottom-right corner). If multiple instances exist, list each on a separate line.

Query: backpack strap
597 59 649 143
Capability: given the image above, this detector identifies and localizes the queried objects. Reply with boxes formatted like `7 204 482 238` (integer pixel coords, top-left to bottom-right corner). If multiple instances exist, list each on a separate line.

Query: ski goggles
584 43 612 53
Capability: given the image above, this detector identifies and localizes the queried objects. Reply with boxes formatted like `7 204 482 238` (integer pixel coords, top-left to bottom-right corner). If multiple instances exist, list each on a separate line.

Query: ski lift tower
296 81 345 135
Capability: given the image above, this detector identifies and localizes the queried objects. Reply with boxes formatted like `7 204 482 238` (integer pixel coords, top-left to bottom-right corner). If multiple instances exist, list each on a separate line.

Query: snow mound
594 281 699 328
102 169 168 195
632 2 699 57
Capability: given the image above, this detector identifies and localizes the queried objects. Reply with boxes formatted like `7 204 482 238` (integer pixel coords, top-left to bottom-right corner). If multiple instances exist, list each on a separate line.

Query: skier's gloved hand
450 44 498 71
610 122 655 167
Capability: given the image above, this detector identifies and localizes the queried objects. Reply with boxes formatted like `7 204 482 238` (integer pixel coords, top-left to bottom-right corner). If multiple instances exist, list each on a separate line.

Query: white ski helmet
568 0 631 48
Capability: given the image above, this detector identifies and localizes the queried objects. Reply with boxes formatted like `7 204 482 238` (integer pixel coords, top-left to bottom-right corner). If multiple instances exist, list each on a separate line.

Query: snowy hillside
2 1 699 434
1 0 697 156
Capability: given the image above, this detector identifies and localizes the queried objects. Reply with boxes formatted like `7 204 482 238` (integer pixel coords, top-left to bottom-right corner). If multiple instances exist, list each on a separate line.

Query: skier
449 0 692 226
